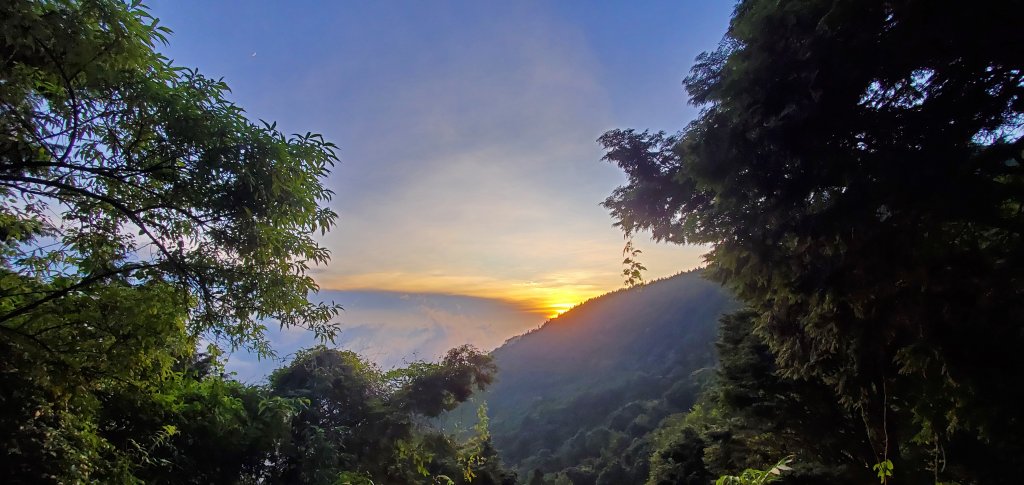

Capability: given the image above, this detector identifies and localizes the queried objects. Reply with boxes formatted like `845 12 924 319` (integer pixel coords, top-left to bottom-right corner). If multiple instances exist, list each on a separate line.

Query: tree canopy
601 0 1023 482
1 0 341 355
0 0 353 481
267 345 507 485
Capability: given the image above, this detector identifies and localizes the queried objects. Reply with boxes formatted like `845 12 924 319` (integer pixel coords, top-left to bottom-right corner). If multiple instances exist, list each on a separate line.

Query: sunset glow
317 270 608 318
546 302 577 319
150 0 719 357
315 241 706 323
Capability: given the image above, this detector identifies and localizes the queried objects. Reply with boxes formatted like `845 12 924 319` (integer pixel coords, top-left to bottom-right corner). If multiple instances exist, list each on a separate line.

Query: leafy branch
621 237 646 288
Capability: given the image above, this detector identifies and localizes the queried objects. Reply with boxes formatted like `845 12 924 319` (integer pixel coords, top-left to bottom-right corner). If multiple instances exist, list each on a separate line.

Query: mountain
446 270 736 483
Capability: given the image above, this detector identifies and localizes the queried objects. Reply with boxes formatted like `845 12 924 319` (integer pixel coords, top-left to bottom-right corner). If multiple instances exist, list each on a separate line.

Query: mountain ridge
445 269 736 482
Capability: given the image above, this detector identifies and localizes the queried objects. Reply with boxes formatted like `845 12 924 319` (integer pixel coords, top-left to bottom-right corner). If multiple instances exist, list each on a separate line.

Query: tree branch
0 262 160 325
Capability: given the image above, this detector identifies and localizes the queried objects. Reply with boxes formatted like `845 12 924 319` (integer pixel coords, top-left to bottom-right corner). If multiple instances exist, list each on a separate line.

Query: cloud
224 290 542 382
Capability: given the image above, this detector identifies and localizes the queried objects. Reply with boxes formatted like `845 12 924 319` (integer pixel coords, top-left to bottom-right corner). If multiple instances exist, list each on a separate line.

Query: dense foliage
1 0 341 352
4 339 507 484
601 0 1024 483
267 345 511 485
646 312 867 484
0 0 339 480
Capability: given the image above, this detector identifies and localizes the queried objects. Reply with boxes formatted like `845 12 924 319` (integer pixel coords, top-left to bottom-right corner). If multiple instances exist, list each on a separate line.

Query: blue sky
150 1 735 377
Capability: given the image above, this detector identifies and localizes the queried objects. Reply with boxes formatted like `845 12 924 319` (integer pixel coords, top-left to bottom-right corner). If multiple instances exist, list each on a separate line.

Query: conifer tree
601 1 1024 481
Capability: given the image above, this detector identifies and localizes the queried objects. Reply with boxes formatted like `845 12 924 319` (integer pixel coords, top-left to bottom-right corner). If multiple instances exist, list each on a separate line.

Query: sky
150 1 735 377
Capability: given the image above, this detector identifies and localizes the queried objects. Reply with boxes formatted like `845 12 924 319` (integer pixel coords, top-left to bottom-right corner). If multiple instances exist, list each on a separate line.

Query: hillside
448 270 736 483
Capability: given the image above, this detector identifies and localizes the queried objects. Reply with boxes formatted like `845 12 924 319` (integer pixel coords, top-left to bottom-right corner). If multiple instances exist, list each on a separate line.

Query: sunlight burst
547 302 577 319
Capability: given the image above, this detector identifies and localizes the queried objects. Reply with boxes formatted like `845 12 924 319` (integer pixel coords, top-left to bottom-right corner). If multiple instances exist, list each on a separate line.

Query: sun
527 288 594 320
547 302 576 319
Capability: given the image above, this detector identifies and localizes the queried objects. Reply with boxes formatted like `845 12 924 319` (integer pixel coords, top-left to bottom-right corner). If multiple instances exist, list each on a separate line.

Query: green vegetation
714 456 792 485
3 338 508 483
257 345 511 485
643 311 868 483
599 0 1023 483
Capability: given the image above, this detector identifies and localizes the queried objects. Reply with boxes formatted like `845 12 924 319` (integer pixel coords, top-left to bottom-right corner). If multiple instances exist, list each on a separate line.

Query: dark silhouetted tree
600 1 1024 482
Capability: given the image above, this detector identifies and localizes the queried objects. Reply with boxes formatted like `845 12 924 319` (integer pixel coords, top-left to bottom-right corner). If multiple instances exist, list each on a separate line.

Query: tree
1 0 340 481
646 416 711 485
1 0 340 354
267 345 500 484
600 1 1023 482
95 355 302 484
665 311 870 483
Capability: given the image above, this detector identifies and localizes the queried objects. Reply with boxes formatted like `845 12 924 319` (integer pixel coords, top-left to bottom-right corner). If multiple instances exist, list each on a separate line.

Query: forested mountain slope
448 270 735 483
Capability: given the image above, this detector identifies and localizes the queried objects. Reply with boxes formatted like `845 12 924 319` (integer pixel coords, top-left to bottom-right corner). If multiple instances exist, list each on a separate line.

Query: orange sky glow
150 0 731 368
315 239 707 321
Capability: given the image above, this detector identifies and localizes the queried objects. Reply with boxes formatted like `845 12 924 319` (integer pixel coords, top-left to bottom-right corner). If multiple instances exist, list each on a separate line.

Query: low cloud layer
225 290 541 382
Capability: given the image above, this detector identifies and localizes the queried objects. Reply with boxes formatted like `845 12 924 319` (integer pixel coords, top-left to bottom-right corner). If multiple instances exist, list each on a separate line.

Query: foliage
0 275 194 482
104 357 302 484
600 1 1024 482
335 471 376 485
0 337 304 483
268 345 508 485
645 311 869 485
872 459 894 484
0 1 518 484
1 0 341 356
455 404 517 485
621 238 646 288
2 338 504 484
714 456 792 485
646 413 712 485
